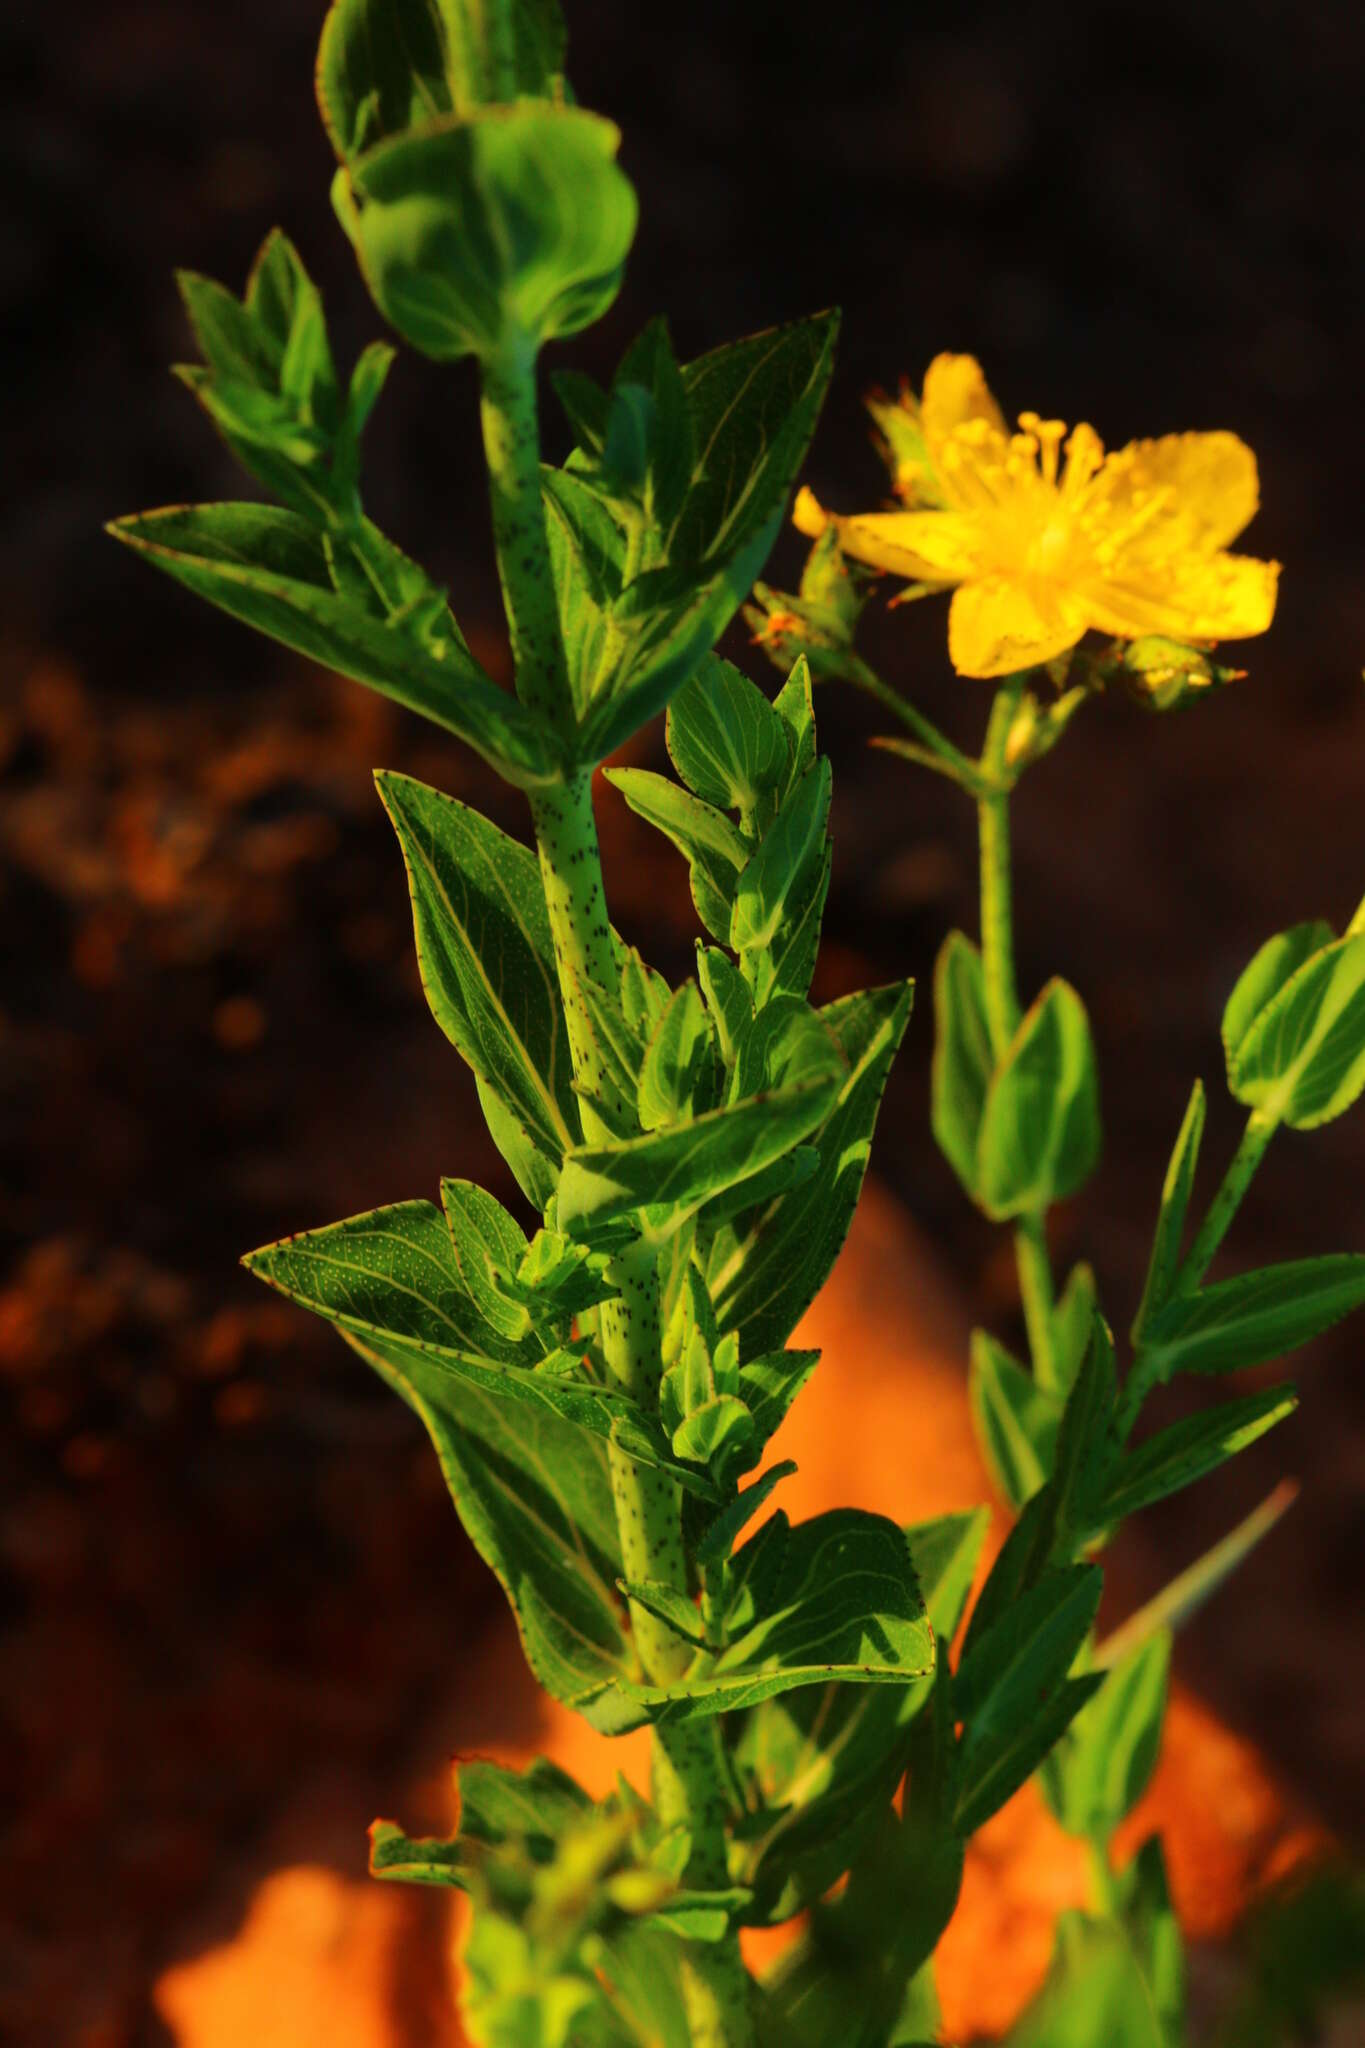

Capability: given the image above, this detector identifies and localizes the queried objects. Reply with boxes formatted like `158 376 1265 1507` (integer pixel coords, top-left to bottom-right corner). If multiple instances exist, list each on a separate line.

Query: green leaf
369 1755 591 1888
1095 1386 1297 1527
737 1350 820 1448
671 1393 757 1477
345 1330 633 1716
1226 927 1365 1129
440 1177 537 1349
759 1816 963 2048
695 943 753 1065
930 931 993 1200
618 1509 932 1723
242 1197 528 1364
317 0 455 164
1138 1253 1365 1380
976 977 1102 1221
605 768 748 941
707 981 913 1356
556 1069 840 1241
1005 1916 1164 2048
1117 1837 1184 2048
695 1460 798 1564
970 1328 1063 1510
1222 919 1335 1069
729 758 831 960
906 1506 991 1645
377 772 579 1205
665 654 788 815
108 505 555 786
954 1674 1104 1837
955 1564 1102 1737
637 982 719 1130
340 104 637 361
1039 1631 1172 1837
242 1205 712 1493
1052 1260 1099 1395
574 320 839 765
615 1577 707 1649
1132 1079 1206 1340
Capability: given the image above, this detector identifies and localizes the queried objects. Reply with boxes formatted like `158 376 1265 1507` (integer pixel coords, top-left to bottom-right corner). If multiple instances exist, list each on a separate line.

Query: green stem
487 330 749 2045
977 676 1064 1390
844 653 991 792
1016 1211 1062 1394
652 1722 755 2045
1170 1105 1279 1299
479 340 571 732
977 678 1025 1056
1088 1835 1119 1918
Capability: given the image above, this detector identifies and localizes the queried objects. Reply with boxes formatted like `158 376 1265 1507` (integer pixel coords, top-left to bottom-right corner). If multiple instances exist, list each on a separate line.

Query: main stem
978 676 1062 1390
480 348 752 2045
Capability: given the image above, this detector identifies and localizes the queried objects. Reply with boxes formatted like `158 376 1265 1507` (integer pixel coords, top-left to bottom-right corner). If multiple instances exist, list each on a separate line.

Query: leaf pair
547 316 839 764
932 932 1101 1221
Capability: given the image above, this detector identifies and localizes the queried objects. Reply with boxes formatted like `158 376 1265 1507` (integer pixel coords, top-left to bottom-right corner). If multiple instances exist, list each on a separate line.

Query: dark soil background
3 1 1364 2040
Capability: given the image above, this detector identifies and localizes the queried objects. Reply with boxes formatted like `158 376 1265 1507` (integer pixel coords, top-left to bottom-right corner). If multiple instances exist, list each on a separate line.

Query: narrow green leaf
1004 1916 1164 2048
439 1177 535 1349
976 976 1102 1221
345 1331 633 1716
1096 1385 1297 1527
906 1506 991 1645
1039 1631 1172 1837
605 766 748 940
954 1674 1104 1837
1052 1261 1099 1395
1139 1253 1365 1380
737 1349 820 1447
556 1070 840 1240
1132 1079 1207 1339
377 772 579 1204
108 505 555 785
695 942 753 1064
930 931 993 1199
695 1460 798 1564
615 1577 707 1648
970 1328 1064 1510
729 758 831 959
707 981 913 1356
955 1564 1101 1736
637 981 719 1130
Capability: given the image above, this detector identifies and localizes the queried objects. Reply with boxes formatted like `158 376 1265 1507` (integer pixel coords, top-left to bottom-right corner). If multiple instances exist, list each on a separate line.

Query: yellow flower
793 353 1279 679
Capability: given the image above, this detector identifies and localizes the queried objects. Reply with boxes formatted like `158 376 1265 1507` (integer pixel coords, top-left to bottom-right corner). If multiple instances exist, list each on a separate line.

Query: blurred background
3 0 1364 2039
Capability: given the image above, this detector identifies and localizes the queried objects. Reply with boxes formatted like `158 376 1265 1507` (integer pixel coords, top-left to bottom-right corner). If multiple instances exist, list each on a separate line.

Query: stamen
1019 412 1067 486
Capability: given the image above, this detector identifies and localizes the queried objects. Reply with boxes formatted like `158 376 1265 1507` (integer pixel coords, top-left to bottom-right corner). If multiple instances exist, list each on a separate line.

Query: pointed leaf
707 981 913 1356
976 976 1101 1221
605 767 748 940
109 505 555 785
1132 1080 1206 1339
970 1328 1063 1510
1096 1385 1297 1527
377 772 579 1204
1139 1253 1365 1380
556 1070 840 1240
1039 1631 1172 1837
665 654 787 814
1222 919 1335 1068
931 931 993 1199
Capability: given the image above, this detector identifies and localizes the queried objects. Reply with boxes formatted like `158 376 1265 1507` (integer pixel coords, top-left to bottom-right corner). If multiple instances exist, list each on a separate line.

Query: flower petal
1083 432 1260 553
920 354 1007 449
948 575 1088 678
1081 550 1280 643
831 509 982 583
